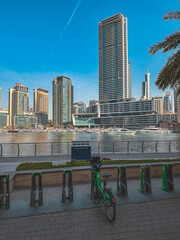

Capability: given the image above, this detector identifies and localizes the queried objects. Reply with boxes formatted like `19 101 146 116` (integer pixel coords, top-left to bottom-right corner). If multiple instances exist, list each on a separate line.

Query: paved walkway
0 198 180 240
1 151 180 173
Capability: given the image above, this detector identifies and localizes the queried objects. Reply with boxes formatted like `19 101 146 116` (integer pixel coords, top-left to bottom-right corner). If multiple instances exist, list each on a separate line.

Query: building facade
14 113 37 129
95 113 158 127
0 110 9 128
34 88 49 118
72 113 97 127
73 104 81 114
73 101 86 113
35 112 48 126
99 13 129 101
100 98 153 117
158 113 177 123
152 97 164 114
52 76 73 127
88 100 99 114
164 92 172 113
8 83 29 127
128 62 132 98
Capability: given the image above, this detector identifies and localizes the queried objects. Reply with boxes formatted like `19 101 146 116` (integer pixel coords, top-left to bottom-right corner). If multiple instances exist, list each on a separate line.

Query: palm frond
149 29 180 55
163 10 180 21
155 50 180 93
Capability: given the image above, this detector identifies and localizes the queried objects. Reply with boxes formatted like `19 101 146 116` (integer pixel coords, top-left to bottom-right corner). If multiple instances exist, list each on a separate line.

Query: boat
106 128 136 135
136 126 172 135
8 129 19 133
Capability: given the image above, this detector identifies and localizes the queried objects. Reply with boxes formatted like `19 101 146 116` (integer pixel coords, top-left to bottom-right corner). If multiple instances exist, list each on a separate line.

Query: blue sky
0 0 179 118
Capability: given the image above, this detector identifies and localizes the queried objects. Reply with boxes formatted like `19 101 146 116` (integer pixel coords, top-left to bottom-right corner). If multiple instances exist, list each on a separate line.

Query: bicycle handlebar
90 156 111 169
102 158 111 161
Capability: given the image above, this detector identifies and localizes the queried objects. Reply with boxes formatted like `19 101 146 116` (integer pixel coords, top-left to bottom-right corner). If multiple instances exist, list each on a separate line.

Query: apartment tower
99 13 129 101
8 83 29 127
34 88 49 117
52 76 73 127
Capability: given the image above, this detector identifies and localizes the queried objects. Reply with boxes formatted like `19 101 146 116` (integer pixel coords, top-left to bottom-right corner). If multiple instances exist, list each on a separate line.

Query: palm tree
149 9 180 93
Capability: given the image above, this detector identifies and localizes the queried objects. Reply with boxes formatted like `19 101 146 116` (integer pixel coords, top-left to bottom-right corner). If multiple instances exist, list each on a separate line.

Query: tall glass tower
142 67 150 99
52 76 73 127
99 13 129 101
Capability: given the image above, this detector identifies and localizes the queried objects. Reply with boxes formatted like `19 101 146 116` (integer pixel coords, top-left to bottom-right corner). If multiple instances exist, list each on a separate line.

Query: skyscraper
164 92 172 113
99 13 129 101
8 83 29 127
141 67 150 99
52 76 73 127
34 88 49 117
128 62 132 98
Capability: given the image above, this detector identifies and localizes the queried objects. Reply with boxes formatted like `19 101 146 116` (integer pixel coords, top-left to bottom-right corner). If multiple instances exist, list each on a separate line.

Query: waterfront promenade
1 198 180 240
0 151 180 173
1 140 180 239
1 176 180 239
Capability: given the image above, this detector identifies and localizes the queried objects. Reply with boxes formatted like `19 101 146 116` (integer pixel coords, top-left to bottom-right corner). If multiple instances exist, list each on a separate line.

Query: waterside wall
9 163 180 190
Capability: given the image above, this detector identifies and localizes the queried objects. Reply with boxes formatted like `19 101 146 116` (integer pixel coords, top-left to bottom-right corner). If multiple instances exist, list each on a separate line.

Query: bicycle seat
102 172 112 178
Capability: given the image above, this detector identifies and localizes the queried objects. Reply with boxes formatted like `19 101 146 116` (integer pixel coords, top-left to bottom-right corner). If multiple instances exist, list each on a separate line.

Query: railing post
169 141 171 152
51 142 53 156
17 143 20 157
142 141 144 153
0 144 2 157
34 143 37 156
127 142 129 153
155 141 158 152
98 142 100 153
113 142 115 153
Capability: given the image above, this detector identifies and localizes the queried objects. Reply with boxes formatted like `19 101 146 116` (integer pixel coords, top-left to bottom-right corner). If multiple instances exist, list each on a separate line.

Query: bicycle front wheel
104 189 116 222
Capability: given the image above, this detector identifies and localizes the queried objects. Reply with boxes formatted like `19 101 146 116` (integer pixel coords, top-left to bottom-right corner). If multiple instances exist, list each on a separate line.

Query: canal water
0 131 180 157
0 131 180 143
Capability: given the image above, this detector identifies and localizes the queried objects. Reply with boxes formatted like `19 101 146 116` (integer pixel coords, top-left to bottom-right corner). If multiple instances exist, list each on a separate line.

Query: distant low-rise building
14 112 37 129
152 97 164 114
73 104 81 114
74 101 86 113
88 100 99 114
35 111 48 126
0 110 9 128
158 113 177 123
72 113 98 127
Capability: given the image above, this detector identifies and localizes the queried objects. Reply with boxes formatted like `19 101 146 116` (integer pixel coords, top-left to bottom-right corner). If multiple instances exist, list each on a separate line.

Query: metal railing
0 140 180 157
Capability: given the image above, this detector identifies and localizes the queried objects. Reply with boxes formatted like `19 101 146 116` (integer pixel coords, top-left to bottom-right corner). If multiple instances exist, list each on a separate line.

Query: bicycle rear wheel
104 189 116 222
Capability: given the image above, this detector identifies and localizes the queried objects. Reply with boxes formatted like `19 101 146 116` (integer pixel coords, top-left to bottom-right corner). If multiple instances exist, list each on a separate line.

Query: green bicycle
90 156 116 222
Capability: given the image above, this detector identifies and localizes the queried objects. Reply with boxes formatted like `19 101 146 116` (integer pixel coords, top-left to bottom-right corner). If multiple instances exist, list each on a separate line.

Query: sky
0 0 180 118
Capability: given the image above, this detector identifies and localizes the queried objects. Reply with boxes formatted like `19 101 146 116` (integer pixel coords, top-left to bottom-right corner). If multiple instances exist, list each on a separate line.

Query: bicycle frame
91 168 113 206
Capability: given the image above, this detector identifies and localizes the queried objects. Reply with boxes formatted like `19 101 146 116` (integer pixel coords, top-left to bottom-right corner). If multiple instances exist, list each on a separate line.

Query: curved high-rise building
99 13 129 101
